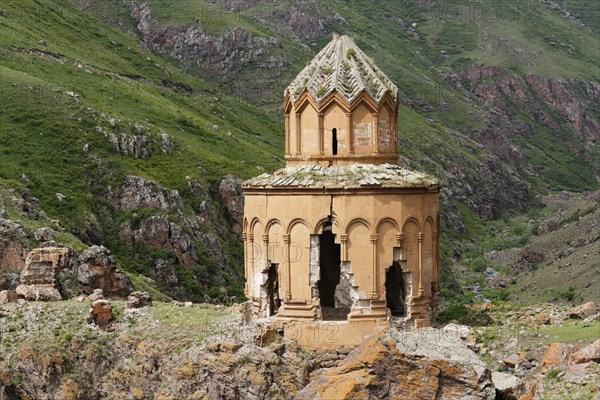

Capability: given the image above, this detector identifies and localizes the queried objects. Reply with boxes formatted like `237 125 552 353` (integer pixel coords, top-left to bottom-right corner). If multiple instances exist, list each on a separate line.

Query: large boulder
492 372 522 400
126 291 152 309
295 328 495 400
567 302 600 319
572 339 600 364
0 289 18 304
15 284 62 301
77 246 133 298
33 227 55 243
86 299 114 330
541 342 573 371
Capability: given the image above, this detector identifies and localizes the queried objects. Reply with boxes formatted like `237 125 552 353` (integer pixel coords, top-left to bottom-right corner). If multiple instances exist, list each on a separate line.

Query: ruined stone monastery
243 34 440 348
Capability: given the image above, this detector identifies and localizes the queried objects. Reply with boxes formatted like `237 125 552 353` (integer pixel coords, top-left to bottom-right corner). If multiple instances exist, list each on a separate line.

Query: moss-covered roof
285 35 398 105
244 164 439 189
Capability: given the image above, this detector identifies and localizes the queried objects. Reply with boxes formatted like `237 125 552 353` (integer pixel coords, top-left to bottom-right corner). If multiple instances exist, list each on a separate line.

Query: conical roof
285 35 398 105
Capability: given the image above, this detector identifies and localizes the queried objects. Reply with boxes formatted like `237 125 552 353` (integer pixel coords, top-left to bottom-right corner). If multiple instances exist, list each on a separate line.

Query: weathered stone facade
243 35 440 347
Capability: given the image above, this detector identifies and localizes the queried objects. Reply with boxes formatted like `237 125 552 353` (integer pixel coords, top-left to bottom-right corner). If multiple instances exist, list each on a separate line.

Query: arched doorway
385 262 405 317
318 230 349 320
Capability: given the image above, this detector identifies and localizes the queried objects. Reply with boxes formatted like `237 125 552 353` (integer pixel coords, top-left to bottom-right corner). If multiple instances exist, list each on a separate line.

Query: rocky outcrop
111 175 183 212
0 217 29 271
77 245 133 298
126 291 152 308
119 216 197 268
448 64 600 176
33 227 55 243
16 246 76 301
95 122 174 159
295 329 495 400
218 175 244 237
19 246 76 286
127 0 285 77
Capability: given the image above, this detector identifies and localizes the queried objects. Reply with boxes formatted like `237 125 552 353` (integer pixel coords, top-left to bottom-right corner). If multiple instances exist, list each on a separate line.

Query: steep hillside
0 0 285 301
0 0 598 305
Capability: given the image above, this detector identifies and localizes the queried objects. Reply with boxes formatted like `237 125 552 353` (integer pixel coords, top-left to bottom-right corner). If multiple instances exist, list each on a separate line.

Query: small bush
437 303 469 324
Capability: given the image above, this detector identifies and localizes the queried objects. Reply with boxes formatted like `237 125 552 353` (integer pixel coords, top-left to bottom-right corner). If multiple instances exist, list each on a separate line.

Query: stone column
248 234 255 298
432 232 439 292
391 112 398 153
243 233 249 296
284 114 291 156
418 232 424 296
340 235 348 261
284 234 292 300
262 234 269 267
346 112 353 154
397 233 404 260
295 114 301 155
372 112 379 154
371 234 378 299
318 112 324 155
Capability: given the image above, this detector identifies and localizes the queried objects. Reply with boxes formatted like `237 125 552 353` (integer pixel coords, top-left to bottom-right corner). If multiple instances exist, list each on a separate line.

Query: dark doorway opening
267 263 281 316
385 262 405 317
332 128 338 155
318 230 351 320
318 231 340 307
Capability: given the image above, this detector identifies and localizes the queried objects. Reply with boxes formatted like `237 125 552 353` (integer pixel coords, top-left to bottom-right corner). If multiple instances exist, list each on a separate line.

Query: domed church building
243 35 440 347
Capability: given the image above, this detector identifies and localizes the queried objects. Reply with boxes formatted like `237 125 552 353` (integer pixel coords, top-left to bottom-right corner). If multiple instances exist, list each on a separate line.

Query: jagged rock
295 329 495 399
503 354 521 369
572 339 600 364
33 227 56 243
0 289 18 304
16 284 62 301
541 342 573 371
492 371 522 400
86 299 113 330
126 291 152 309
567 302 600 319
535 312 551 325
218 175 244 237
119 216 197 268
152 259 178 286
112 175 183 212
0 217 30 271
21 247 76 286
77 245 133 298
84 288 105 302
442 323 478 350
582 312 600 326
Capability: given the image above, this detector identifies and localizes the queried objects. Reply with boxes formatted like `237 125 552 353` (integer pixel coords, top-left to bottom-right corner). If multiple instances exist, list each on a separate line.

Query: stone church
243 35 440 347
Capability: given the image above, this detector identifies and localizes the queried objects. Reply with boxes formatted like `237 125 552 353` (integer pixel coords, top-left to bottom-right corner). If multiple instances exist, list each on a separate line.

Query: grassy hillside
0 0 598 305
0 0 285 300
